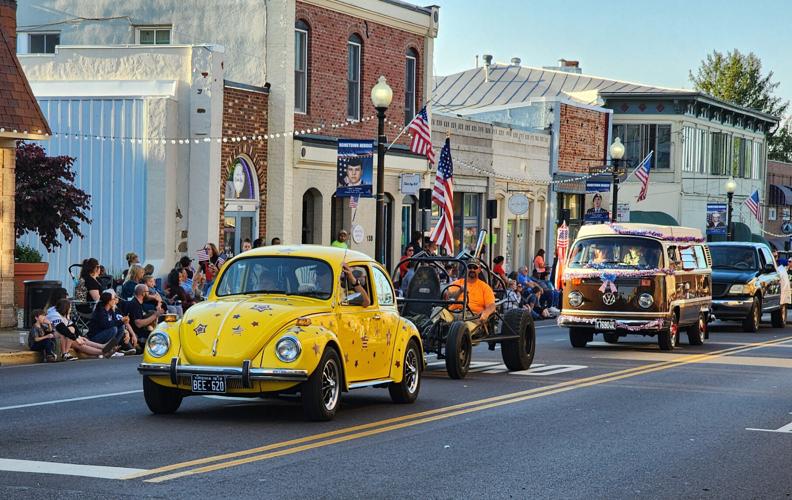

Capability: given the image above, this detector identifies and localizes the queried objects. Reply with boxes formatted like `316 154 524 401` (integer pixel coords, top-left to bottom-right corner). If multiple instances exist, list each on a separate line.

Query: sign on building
706 203 727 236
400 173 420 195
507 193 529 215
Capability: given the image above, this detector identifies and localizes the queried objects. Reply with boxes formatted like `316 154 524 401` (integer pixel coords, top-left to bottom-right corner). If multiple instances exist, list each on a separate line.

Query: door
758 247 781 311
335 263 380 382
371 265 400 379
224 211 256 255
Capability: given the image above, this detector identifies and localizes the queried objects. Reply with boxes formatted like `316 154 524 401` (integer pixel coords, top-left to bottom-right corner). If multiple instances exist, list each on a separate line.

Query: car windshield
710 246 758 270
567 237 662 270
215 257 334 299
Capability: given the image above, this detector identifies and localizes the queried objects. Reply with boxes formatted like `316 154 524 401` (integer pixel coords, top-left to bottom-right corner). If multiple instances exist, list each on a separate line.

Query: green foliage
769 120 792 163
15 142 92 252
14 242 43 263
690 49 791 163
689 49 788 117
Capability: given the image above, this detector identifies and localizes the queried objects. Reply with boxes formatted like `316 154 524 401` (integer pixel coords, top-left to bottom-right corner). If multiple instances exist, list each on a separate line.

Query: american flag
554 222 569 290
407 106 435 164
745 189 762 223
217 254 227 267
429 139 454 255
635 151 653 202
196 248 209 262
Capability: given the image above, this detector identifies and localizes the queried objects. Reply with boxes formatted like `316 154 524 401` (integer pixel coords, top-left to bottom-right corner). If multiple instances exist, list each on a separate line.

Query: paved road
2 320 792 499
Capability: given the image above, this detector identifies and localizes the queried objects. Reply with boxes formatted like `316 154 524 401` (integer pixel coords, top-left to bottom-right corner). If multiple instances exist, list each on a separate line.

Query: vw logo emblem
602 292 616 305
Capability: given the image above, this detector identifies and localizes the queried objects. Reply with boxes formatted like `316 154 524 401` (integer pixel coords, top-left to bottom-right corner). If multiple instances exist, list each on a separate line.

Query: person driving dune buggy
394 231 536 379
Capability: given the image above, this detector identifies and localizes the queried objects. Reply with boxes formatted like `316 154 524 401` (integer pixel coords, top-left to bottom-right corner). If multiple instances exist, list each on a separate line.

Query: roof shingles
0 28 50 137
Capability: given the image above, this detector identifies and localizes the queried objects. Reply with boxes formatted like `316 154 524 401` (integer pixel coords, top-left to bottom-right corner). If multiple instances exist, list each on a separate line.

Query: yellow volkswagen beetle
138 246 423 421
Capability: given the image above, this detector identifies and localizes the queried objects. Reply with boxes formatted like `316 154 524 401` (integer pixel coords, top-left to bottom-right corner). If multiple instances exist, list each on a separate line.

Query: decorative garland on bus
557 315 665 332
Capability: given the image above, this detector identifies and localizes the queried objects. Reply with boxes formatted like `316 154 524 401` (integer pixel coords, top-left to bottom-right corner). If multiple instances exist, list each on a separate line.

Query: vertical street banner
583 192 610 224
336 139 374 198
706 203 727 236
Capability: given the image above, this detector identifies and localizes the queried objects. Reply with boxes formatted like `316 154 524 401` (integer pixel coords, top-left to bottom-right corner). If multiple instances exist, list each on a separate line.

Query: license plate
595 320 616 331
191 375 226 394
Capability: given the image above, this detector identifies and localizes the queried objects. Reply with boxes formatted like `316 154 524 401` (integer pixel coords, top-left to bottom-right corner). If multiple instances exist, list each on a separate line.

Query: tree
15 142 92 252
769 120 792 163
690 49 791 161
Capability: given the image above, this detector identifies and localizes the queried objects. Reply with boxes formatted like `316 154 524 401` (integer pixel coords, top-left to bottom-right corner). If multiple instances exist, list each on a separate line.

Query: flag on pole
429 138 454 255
216 254 227 267
745 189 762 223
635 151 654 202
196 248 209 262
554 222 569 290
407 106 435 165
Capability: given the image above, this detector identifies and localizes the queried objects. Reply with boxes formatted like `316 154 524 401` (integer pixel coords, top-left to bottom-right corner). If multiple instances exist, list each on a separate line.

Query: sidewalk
0 328 41 366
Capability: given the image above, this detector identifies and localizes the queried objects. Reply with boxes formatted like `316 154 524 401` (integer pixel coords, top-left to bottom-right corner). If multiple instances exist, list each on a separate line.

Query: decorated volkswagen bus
557 223 712 350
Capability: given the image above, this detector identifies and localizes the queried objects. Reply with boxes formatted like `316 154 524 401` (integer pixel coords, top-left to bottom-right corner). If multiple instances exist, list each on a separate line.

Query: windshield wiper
243 288 288 295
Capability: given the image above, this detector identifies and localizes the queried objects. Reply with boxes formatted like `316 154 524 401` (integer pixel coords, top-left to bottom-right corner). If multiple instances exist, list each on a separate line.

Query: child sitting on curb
28 309 58 362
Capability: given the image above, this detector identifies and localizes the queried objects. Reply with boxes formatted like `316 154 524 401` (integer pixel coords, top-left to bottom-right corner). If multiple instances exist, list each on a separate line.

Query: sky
431 0 791 116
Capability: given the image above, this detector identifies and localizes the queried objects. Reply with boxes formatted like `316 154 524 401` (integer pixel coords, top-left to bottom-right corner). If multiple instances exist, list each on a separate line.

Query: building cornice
299 0 437 37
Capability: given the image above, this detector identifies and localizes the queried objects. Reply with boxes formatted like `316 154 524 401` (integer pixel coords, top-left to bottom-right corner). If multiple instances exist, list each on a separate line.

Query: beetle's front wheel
302 348 342 421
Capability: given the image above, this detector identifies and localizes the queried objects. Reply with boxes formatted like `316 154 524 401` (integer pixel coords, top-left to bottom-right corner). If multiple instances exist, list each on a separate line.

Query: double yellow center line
126 336 792 483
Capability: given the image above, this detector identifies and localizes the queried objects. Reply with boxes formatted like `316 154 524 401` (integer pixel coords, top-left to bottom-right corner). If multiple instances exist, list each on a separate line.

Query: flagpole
622 150 654 183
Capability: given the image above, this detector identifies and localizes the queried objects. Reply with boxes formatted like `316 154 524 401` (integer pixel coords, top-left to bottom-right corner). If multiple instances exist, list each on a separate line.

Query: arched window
295 20 309 113
404 48 418 125
225 156 256 200
302 188 323 244
347 34 362 120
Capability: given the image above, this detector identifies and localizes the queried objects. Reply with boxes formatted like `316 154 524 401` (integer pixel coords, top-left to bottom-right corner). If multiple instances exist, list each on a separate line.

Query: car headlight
147 331 170 358
568 291 583 307
275 335 301 363
638 293 654 309
729 284 747 294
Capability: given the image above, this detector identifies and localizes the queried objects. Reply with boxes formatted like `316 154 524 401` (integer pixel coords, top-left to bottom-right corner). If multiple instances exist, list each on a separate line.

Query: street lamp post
725 176 737 241
371 76 393 265
609 137 625 223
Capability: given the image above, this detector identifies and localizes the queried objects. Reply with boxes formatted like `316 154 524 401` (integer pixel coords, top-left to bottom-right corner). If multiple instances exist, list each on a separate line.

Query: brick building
0 0 50 325
765 160 792 248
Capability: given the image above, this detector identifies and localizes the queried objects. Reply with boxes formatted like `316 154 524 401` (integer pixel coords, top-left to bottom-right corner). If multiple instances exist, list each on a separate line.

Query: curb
0 350 42 367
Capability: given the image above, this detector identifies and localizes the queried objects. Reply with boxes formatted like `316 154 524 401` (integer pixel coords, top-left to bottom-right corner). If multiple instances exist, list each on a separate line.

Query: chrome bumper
558 315 668 332
711 298 753 318
138 357 308 387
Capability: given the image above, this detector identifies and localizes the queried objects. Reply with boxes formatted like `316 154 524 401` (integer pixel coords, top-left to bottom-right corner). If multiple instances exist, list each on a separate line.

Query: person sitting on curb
87 291 134 357
127 284 161 348
28 310 58 363
47 299 113 359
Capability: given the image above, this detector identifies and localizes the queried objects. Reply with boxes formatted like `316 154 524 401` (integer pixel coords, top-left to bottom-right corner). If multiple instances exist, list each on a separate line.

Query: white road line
0 390 143 412
0 458 147 480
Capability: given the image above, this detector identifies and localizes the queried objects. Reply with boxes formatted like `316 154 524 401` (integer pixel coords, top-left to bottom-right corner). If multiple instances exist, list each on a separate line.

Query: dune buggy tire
445 321 472 379
569 328 591 348
501 309 536 371
302 348 342 421
389 339 422 404
143 376 183 414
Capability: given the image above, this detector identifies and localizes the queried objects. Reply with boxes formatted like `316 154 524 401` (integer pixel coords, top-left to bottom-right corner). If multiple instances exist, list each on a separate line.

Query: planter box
14 262 49 308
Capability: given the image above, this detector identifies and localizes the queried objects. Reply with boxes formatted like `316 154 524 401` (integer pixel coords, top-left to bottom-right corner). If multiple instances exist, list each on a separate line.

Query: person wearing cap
436 261 496 330
331 230 349 249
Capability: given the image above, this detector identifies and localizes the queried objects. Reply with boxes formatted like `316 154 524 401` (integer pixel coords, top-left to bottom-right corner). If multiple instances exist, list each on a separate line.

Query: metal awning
769 184 792 205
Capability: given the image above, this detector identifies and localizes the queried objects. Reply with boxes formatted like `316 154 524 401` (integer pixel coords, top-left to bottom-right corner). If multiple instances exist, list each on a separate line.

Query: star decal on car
186 319 194 325
194 324 207 336
395 360 400 368
386 332 391 345
232 325 244 335
251 321 259 327
312 342 320 355
251 304 272 312
344 352 349 363
232 314 241 319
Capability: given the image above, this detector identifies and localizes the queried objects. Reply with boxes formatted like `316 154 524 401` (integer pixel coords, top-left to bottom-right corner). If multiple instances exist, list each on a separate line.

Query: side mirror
764 263 776 274
343 292 366 307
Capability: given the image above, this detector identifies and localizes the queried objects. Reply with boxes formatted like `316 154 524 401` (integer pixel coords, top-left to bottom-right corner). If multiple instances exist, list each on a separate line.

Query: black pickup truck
709 242 785 332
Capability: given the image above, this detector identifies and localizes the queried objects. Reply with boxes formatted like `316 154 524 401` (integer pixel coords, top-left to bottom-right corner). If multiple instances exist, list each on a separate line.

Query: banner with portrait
583 192 610 224
706 203 727 236
336 139 374 198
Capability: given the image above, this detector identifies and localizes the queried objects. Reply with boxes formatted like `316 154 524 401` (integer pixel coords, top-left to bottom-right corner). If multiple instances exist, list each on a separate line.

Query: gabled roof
433 64 687 114
0 28 50 139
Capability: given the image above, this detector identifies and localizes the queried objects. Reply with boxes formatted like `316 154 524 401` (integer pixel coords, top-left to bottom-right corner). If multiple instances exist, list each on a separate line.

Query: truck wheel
658 312 679 351
445 321 471 379
501 309 535 371
603 333 619 344
389 339 422 403
686 313 706 346
771 304 787 328
569 327 591 348
302 348 342 421
742 296 761 333
143 377 183 414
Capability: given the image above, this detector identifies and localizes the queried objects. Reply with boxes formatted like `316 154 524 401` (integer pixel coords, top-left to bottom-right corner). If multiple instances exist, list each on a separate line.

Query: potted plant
13 242 48 308
14 142 92 308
